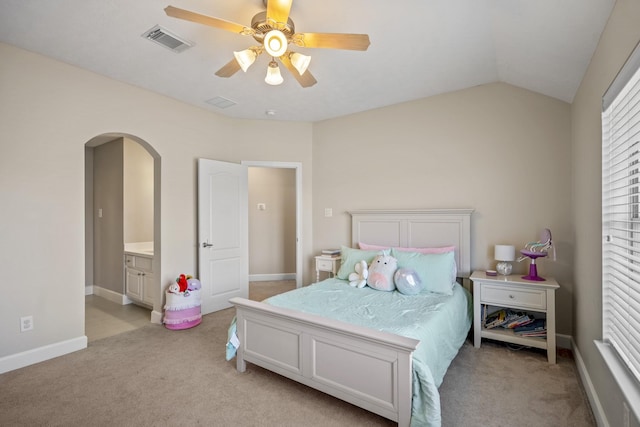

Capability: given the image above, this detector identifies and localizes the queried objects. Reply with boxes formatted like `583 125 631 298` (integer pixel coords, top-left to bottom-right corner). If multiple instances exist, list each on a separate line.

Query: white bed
229 209 473 426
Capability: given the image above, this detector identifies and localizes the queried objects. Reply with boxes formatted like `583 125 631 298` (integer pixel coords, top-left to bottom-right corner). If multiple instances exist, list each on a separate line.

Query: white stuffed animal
348 260 369 288
367 254 398 291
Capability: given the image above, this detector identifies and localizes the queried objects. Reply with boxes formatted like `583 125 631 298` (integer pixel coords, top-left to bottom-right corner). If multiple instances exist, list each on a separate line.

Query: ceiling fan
164 0 370 87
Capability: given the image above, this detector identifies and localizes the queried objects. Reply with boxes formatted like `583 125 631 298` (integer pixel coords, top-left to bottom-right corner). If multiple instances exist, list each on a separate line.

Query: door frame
85 133 162 324
242 161 302 288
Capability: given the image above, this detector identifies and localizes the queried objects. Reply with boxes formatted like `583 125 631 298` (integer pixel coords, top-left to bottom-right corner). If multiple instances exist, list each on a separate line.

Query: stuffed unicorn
367 254 398 291
348 260 368 288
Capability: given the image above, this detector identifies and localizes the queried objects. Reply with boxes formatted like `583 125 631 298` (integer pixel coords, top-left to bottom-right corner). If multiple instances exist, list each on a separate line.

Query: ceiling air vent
142 25 193 53
206 96 237 109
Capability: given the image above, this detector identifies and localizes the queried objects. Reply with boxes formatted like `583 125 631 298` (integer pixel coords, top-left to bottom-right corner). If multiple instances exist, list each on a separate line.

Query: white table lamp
495 245 516 275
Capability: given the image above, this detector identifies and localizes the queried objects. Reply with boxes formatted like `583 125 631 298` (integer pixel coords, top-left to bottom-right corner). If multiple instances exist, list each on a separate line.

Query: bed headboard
349 209 474 278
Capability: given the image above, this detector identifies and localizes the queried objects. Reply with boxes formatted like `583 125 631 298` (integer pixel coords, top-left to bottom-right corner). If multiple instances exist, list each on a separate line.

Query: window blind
602 44 640 385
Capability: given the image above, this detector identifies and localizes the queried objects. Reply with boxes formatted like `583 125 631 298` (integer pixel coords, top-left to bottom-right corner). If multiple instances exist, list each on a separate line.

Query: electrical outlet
324 208 333 217
20 315 34 332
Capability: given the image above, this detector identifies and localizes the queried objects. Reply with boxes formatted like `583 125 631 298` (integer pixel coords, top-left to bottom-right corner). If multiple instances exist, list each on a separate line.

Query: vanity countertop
124 242 153 257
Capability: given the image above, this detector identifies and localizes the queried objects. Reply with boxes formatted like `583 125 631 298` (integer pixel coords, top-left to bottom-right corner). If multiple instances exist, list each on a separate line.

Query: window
601 41 640 387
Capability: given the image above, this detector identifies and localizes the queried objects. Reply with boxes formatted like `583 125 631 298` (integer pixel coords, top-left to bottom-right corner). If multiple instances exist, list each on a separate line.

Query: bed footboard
229 297 419 426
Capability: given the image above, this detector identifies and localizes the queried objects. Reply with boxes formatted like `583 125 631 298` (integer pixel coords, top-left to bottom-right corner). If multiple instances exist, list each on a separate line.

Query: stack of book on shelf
513 318 546 338
481 308 528 327
319 249 340 258
481 305 546 338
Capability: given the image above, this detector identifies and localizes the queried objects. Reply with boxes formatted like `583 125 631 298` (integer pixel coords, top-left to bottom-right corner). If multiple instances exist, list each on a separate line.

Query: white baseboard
93 286 131 305
85 285 93 296
151 310 163 324
0 336 87 374
572 338 609 427
557 333 572 349
249 273 296 281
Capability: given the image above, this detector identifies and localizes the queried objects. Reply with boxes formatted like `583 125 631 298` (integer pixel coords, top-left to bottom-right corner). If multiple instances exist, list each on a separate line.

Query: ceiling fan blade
164 6 254 35
292 33 370 51
280 54 317 88
215 58 242 78
266 0 293 26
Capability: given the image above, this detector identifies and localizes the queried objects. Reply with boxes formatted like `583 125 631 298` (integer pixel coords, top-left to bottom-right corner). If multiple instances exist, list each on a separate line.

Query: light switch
324 208 333 217
98 208 103 218
257 203 266 211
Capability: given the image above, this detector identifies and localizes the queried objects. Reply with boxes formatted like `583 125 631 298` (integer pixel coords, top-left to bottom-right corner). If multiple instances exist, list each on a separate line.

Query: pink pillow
359 242 455 254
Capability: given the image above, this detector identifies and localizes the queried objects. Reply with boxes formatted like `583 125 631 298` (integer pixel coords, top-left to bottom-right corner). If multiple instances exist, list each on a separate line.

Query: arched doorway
84 133 161 341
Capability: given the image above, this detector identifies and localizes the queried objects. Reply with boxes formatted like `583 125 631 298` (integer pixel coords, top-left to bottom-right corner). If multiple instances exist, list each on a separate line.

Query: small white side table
315 256 341 282
470 270 559 364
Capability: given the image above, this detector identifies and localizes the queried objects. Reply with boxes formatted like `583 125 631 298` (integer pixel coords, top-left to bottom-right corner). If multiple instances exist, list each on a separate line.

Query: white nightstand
470 270 559 364
315 256 341 282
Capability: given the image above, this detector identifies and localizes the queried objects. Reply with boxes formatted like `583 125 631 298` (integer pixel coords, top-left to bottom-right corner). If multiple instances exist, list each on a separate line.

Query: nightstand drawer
316 259 334 271
481 284 546 310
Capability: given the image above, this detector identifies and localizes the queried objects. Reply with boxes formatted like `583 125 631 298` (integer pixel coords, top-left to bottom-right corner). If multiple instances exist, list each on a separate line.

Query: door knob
202 242 213 248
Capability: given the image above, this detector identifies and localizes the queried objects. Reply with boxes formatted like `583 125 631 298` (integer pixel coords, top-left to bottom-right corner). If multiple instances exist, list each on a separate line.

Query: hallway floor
85 280 296 342
85 295 151 342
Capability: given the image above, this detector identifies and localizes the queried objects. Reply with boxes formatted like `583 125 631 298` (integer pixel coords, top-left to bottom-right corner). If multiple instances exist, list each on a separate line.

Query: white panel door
198 159 248 314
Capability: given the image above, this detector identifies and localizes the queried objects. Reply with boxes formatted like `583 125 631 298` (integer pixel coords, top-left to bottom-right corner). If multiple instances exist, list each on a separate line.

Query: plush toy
367 254 398 291
394 268 423 295
187 278 201 291
348 260 368 288
176 274 189 293
168 283 181 294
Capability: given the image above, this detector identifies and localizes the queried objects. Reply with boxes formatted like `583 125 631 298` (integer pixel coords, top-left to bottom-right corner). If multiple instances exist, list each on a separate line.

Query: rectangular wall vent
206 96 237 109
142 25 193 53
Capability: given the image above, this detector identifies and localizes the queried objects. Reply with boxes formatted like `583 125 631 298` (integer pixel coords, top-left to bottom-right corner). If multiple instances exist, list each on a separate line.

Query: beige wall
248 167 296 276
93 139 124 294
123 138 154 243
313 82 573 334
571 0 640 425
0 42 313 361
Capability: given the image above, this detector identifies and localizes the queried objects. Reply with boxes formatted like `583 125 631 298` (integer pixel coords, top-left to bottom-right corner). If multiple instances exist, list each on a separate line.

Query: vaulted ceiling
0 0 615 122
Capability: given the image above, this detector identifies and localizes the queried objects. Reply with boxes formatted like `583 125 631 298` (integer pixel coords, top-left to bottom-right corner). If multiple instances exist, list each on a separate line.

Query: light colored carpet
439 342 594 426
249 280 297 301
1 283 594 426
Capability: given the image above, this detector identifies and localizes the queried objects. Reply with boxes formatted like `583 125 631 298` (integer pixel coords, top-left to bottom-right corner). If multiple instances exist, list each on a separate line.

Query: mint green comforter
264 278 472 427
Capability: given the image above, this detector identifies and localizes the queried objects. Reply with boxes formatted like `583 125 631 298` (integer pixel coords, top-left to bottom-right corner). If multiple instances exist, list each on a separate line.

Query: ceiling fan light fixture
290 52 311 75
233 48 257 72
265 60 284 85
164 4 370 88
263 30 287 57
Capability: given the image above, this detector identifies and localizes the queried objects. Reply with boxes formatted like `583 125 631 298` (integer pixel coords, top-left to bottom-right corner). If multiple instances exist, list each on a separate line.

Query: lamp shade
290 52 311 75
263 30 287 57
233 48 257 72
265 61 283 85
494 245 516 261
